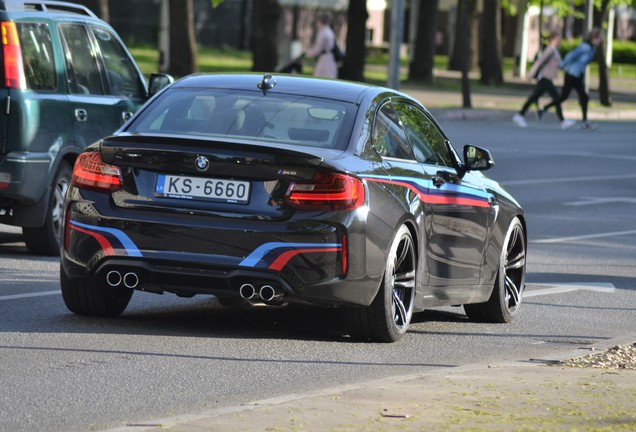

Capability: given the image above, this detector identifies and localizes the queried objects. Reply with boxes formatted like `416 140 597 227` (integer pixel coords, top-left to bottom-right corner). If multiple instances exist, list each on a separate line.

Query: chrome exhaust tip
259 285 279 302
123 272 139 289
239 283 257 300
106 270 122 287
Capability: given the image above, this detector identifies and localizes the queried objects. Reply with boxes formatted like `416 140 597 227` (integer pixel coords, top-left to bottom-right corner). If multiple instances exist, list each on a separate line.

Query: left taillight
285 172 365 211
72 152 123 192
1 21 26 89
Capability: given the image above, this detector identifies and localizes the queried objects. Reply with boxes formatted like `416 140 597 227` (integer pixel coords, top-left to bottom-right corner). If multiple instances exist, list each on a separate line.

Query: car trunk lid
100 134 338 220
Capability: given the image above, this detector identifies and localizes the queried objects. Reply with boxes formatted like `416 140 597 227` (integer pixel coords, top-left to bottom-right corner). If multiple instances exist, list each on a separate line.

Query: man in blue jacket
539 28 603 130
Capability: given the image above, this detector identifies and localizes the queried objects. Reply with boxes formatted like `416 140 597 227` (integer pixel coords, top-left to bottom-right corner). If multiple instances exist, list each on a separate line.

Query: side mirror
463 145 495 172
148 73 174 97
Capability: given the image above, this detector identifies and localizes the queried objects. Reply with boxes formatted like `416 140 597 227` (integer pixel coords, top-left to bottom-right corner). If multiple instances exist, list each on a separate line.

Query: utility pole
388 0 405 89
584 0 594 92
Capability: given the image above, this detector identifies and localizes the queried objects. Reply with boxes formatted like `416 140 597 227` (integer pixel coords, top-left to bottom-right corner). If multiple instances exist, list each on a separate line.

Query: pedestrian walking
512 32 575 130
539 28 603 130
304 12 338 79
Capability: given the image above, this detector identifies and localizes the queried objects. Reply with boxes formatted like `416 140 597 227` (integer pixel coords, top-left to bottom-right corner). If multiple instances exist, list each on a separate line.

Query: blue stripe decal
70 220 143 257
240 242 341 268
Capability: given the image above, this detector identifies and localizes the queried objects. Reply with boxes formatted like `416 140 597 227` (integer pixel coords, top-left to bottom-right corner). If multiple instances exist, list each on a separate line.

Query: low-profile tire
23 161 71 256
60 266 133 317
345 225 416 342
464 217 526 323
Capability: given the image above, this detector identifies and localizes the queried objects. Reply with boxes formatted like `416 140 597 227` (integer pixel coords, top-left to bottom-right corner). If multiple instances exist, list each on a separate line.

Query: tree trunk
458 0 476 108
168 0 197 77
339 0 368 82
408 0 439 82
598 0 612 107
251 0 281 73
449 0 477 72
479 0 504 85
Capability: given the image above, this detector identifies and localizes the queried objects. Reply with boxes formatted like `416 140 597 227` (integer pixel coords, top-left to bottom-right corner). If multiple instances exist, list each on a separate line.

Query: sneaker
581 122 598 131
536 108 545 121
512 113 527 128
560 119 576 130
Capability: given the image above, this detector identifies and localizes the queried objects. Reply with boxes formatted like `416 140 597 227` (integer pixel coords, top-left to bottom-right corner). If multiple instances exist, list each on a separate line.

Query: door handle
122 111 134 122
74 108 88 122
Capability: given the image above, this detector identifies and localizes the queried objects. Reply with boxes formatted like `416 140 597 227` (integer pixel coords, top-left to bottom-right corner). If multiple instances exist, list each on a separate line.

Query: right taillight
72 152 123 192
1 21 26 89
285 172 365 211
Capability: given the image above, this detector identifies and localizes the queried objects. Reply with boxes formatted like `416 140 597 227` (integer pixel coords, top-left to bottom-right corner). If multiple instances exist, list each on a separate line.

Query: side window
393 102 452 167
91 27 144 98
16 23 56 90
372 102 414 160
59 24 103 95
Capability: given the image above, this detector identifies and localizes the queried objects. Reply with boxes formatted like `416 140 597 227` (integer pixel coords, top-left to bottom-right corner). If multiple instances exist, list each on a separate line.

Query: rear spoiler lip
99 133 347 169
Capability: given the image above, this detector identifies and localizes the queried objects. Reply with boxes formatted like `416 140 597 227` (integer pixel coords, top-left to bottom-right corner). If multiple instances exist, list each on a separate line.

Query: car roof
170 73 382 105
0 0 96 17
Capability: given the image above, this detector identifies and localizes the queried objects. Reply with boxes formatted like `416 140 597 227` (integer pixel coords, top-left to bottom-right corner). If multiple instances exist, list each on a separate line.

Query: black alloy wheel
465 217 526 323
345 225 416 342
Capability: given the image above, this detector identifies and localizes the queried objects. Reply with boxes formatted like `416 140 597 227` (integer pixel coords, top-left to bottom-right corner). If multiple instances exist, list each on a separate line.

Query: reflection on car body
60 73 526 342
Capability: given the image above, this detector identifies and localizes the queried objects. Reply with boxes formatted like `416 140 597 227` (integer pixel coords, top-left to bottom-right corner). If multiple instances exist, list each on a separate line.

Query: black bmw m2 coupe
60 73 526 342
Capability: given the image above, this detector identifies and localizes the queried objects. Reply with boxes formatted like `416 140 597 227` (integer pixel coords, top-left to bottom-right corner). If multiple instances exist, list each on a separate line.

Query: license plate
155 174 250 204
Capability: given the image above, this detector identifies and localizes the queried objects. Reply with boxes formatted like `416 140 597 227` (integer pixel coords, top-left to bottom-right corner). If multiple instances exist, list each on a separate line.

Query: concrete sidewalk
108 336 636 432
401 83 636 122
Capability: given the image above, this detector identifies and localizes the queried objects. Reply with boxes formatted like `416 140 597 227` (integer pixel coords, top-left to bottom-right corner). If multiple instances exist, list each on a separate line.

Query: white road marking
0 290 60 301
502 173 636 186
524 282 615 298
532 230 636 244
564 196 636 206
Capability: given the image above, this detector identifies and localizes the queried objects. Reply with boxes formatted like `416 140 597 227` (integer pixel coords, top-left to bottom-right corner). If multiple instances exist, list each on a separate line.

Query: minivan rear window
17 22 56 90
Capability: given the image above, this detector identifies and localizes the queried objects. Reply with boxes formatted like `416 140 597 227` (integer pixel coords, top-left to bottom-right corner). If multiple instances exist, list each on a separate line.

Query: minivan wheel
23 162 71 256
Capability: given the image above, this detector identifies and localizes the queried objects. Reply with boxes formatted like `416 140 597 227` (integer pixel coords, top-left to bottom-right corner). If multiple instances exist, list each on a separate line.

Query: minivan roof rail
0 0 96 17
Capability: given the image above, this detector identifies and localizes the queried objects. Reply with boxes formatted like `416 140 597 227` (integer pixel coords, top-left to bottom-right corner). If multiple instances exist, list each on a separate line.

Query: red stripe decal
367 178 489 207
269 247 341 271
71 225 116 256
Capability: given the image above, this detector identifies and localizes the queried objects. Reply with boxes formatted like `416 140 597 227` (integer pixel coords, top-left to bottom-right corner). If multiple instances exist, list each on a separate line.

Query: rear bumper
62 205 381 307
0 153 53 227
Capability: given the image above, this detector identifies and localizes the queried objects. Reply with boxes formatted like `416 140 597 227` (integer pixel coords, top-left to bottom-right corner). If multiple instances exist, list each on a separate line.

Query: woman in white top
305 12 338 79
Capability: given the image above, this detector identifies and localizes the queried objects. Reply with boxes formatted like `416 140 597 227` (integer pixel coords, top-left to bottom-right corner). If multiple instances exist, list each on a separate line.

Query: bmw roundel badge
195 155 209 171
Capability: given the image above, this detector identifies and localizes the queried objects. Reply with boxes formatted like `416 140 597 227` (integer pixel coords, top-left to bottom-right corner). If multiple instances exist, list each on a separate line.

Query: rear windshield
127 88 356 149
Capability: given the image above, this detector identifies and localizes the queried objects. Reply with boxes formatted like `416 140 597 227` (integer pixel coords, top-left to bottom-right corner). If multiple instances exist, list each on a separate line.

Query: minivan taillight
1 22 26 89
285 172 365 211
72 152 123 192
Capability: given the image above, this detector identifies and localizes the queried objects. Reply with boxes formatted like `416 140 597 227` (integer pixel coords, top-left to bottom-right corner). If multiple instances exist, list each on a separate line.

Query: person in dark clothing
539 28 602 130
512 32 575 130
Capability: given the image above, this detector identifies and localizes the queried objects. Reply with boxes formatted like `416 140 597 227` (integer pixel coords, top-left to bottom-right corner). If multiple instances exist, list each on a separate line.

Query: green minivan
0 0 171 255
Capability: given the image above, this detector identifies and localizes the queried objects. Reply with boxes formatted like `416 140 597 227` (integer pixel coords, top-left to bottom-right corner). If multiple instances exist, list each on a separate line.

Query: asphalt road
1 118 635 432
